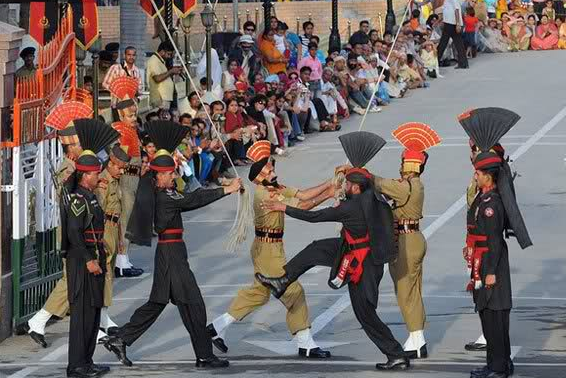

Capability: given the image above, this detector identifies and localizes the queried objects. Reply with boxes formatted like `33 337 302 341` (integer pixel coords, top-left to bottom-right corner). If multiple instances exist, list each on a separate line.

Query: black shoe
439 60 452 67
102 336 133 367
405 344 428 359
484 372 508 378
254 273 290 299
455 64 469 69
465 341 487 351
21 323 48 348
105 327 119 336
195 355 229 368
114 267 143 278
298 347 331 358
90 364 110 375
66 366 98 378
471 366 490 377
130 266 144 275
206 324 228 353
508 361 514 376
376 357 410 371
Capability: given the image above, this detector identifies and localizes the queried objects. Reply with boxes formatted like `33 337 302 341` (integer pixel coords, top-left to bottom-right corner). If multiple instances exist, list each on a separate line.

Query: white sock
275 147 284 156
212 313 236 339
115 254 131 270
295 328 318 351
96 329 108 343
28 309 52 335
124 252 134 268
100 307 118 329
476 334 487 345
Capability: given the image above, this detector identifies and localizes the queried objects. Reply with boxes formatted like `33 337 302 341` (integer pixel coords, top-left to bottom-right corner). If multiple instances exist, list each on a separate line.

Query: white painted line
511 346 522 360
2 359 566 368
310 291 352 335
6 344 67 378
118 273 151 280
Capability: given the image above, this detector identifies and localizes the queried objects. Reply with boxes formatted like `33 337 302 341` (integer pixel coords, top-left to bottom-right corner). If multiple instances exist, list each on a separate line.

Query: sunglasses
245 28 255 32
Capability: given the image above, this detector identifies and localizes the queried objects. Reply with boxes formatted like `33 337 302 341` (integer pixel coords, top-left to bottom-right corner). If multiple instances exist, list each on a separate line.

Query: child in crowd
542 0 556 20
253 73 267 94
463 7 480 57
420 40 441 78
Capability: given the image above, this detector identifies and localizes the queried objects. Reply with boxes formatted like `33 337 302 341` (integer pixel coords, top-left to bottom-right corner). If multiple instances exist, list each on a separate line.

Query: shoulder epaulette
166 190 185 200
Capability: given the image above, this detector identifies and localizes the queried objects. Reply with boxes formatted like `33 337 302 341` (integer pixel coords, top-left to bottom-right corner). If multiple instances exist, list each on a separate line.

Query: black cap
99 50 114 62
111 144 131 163
105 42 119 52
20 47 35 59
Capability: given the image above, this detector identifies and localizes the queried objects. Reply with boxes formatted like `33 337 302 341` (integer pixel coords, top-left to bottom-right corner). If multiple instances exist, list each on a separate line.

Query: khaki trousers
44 258 69 317
103 220 120 306
228 240 310 335
389 231 427 332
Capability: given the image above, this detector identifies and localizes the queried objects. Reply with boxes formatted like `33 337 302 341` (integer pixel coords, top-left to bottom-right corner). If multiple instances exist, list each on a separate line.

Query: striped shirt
102 62 143 105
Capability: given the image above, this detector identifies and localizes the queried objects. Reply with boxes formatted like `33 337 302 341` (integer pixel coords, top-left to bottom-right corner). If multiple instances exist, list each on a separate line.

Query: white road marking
118 273 151 280
6 344 66 378
511 346 522 360
2 359 565 368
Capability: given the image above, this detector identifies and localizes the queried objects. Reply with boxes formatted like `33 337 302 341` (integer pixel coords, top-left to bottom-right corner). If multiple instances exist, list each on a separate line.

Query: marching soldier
371 122 441 359
94 144 131 339
22 101 92 348
104 121 242 369
459 108 532 378
108 76 144 277
63 118 119 378
207 141 333 359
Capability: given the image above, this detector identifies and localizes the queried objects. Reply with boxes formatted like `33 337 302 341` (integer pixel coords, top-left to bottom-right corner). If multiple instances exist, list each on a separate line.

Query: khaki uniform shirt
94 169 122 217
15 66 36 79
374 176 424 221
254 185 300 231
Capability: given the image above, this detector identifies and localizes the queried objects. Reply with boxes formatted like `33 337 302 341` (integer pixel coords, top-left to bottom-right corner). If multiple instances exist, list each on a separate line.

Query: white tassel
225 184 254 253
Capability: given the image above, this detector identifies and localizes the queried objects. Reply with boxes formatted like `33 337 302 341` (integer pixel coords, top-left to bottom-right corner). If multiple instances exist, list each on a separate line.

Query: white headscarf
197 48 222 90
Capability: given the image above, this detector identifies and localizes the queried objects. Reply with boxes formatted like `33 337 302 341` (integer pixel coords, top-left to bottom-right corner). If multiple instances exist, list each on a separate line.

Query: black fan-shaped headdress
74 118 119 172
458 107 520 152
146 120 187 172
339 131 386 167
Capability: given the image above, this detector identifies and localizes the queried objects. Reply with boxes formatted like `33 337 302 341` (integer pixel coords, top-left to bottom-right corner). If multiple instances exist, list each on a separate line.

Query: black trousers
68 292 101 370
285 238 405 359
118 300 213 359
437 23 468 68
479 309 511 373
311 98 330 122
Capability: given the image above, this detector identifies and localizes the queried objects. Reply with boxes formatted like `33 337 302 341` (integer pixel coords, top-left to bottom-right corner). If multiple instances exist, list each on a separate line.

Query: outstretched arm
262 200 348 223
295 179 333 201
174 179 242 212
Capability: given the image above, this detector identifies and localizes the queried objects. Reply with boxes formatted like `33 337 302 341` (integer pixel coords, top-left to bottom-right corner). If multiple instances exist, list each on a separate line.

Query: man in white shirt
437 0 469 69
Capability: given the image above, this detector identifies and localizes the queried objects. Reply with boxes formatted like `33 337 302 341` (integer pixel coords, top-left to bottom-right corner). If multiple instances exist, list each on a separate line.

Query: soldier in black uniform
256 132 409 371
63 119 120 378
458 108 532 378
104 121 242 369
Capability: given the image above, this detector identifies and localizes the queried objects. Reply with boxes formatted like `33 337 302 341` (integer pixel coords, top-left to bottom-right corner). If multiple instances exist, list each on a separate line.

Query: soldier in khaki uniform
94 145 131 338
207 141 333 358
372 122 441 359
23 102 92 348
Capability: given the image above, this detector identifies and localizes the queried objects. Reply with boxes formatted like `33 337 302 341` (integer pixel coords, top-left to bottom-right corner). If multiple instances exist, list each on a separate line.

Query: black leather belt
255 229 284 239
105 213 120 223
396 223 420 233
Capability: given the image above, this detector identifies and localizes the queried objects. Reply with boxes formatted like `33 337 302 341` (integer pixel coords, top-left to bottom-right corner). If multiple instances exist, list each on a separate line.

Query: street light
262 0 272 27
88 31 102 120
385 0 396 34
200 4 215 92
328 0 341 54
181 13 195 95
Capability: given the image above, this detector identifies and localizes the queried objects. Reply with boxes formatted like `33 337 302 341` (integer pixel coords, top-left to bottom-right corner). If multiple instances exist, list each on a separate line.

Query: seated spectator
369 29 380 45
531 15 559 49
410 9 422 30
420 41 440 78
526 14 538 35
274 21 291 58
541 0 556 20
186 91 202 118
298 42 323 97
228 34 262 84
307 36 327 63
231 20 260 55
463 7 480 57
260 28 288 74
397 53 425 90
479 19 510 52
253 72 267 94
364 56 391 106
319 67 347 128
558 16 566 48
349 20 370 46
224 99 252 165
508 16 532 51
299 21 315 59
222 58 240 91
346 53 381 113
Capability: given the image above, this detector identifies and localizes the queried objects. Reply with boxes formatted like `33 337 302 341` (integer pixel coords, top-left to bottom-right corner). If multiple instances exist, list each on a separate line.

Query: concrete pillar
119 0 148 67
0 20 25 343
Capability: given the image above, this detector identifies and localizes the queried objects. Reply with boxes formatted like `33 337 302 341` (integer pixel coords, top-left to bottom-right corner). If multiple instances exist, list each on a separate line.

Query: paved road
1 50 566 378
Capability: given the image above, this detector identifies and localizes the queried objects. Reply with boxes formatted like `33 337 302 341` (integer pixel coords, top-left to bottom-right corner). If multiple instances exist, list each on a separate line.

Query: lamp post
181 13 195 95
200 4 215 92
88 32 102 120
385 0 396 34
262 0 272 27
328 0 341 54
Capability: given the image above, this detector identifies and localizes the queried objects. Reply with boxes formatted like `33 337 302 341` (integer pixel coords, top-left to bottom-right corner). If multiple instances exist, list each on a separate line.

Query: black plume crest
339 131 386 167
459 107 520 152
74 118 119 154
146 120 187 153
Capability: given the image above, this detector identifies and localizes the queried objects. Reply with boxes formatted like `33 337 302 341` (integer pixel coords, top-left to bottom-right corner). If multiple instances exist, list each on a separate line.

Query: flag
71 0 99 50
140 0 165 18
173 0 197 18
29 2 59 46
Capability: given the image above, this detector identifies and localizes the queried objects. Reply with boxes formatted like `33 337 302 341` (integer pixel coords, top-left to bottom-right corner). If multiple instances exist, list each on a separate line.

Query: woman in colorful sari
479 19 511 52
508 16 533 50
557 16 566 49
531 15 559 49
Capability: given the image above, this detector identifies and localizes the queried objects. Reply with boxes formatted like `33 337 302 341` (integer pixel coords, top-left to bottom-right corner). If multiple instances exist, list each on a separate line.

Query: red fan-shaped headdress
108 76 139 110
392 122 441 173
112 121 141 158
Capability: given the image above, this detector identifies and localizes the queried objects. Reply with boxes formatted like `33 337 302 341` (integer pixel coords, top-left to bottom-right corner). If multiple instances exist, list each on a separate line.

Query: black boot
103 336 133 367
376 357 410 371
206 324 228 353
405 344 428 359
21 323 48 348
298 347 331 359
254 273 290 299
195 355 229 369
90 364 110 375
471 366 490 377
66 366 98 378
508 360 514 376
465 341 487 351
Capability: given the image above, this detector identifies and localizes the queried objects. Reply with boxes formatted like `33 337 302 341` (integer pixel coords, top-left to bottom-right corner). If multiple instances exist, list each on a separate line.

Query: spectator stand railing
1 9 77 328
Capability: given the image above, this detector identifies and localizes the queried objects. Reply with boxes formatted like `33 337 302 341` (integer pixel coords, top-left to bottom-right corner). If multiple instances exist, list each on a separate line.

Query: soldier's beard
261 177 279 188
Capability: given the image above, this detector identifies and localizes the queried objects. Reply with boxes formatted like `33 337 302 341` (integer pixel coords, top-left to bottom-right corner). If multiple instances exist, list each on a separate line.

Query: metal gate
1 10 77 326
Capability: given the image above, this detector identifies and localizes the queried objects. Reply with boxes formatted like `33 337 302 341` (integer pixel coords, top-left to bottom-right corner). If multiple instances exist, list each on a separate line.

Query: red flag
140 0 165 18
173 0 197 18
71 0 99 50
29 2 59 46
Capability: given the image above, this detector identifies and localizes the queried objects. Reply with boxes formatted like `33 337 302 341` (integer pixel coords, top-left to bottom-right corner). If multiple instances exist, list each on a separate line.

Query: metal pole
165 0 174 35
92 53 99 119
255 8 259 28
232 0 239 32
328 0 341 53
262 0 271 27
205 25 212 92
385 0 396 33
184 33 190 95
